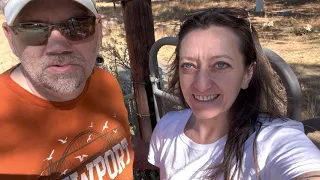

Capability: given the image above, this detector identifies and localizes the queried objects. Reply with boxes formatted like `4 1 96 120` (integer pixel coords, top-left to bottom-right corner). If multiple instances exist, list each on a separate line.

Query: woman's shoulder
253 115 320 178
153 109 192 134
257 114 304 133
254 114 311 149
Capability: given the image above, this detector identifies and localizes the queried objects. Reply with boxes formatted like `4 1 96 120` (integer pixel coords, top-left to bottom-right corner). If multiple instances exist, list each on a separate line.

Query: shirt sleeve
148 114 167 168
265 125 320 179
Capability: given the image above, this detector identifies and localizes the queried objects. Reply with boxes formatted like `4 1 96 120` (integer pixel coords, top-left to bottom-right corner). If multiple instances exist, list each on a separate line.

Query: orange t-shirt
0 67 134 180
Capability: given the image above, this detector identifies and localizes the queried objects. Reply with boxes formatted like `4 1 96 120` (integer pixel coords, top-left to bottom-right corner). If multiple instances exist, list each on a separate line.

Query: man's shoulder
0 65 21 92
91 67 117 83
0 67 18 100
0 68 12 84
88 67 121 93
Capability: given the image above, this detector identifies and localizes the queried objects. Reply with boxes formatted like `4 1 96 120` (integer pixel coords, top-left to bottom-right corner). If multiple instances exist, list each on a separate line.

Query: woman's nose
193 69 213 92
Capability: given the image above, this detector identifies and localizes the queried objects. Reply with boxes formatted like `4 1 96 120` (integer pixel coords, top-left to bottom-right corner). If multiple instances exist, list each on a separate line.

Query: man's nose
46 29 73 55
193 69 213 92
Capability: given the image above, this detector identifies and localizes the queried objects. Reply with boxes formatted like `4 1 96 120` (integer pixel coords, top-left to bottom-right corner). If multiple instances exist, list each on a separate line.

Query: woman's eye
214 62 230 69
181 63 194 69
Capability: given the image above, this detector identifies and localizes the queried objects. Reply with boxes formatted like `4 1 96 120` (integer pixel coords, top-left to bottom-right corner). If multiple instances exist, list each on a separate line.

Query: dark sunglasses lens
12 17 96 45
61 17 96 41
13 23 49 45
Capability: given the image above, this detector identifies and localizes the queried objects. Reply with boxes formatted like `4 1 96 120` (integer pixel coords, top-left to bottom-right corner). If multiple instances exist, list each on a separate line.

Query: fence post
121 0 157 142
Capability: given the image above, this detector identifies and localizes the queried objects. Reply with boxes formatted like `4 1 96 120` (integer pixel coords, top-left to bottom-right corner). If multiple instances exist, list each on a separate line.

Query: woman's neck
184 111 230 144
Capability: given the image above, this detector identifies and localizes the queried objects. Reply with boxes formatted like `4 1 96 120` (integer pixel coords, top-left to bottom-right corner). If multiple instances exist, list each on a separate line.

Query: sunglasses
10 16 97 46
181 7 251 28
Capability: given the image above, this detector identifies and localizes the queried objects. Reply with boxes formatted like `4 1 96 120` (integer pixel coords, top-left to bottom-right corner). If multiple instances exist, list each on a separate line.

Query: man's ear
2 22 18 56
241 62 256 90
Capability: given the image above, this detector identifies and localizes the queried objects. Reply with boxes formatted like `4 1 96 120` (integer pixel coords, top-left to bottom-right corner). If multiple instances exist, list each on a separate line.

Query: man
0 0 134 179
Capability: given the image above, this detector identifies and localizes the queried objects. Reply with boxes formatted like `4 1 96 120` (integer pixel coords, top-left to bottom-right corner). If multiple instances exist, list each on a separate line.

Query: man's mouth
47 64 77 73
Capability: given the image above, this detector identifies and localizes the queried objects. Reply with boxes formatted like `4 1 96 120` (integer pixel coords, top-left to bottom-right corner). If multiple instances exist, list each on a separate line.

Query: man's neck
10 65 86 102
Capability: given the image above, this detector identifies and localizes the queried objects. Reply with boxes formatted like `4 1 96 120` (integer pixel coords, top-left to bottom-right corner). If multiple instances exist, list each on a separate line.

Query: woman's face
179 26 253 120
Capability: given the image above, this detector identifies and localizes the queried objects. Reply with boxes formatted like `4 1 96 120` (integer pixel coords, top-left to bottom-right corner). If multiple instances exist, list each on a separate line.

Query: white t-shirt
148 109 320 180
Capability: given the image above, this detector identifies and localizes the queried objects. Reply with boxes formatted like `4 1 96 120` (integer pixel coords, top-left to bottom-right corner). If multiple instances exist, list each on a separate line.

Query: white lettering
63 138 131 180
80 162 94 180
113 144 125 174
93 156 107 180
80 174 88 180
104 150 118 179
121 138 131 165
86 162 94 180
69 172 78 180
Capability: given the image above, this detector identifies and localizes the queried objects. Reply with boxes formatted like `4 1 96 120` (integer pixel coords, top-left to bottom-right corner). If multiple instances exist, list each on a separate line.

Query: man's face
5 0 102 93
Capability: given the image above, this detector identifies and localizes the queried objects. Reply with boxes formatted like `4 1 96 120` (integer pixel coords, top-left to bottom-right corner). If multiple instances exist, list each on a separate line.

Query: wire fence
96 59 182 137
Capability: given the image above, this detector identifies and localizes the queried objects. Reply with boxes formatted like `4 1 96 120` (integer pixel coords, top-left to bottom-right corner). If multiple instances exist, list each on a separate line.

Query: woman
148 8 320 180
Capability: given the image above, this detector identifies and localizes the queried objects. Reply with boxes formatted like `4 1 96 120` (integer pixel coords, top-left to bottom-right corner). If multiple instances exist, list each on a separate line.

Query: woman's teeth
194 94 219 102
